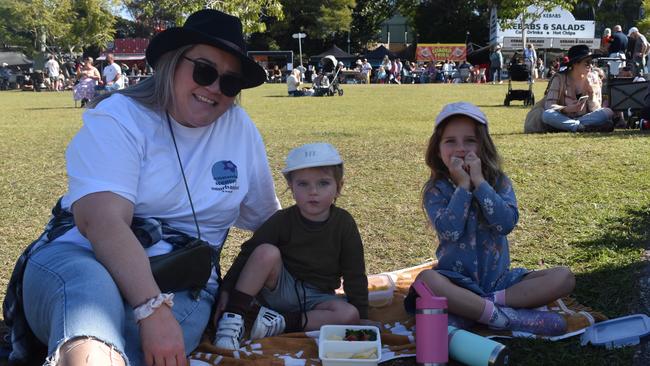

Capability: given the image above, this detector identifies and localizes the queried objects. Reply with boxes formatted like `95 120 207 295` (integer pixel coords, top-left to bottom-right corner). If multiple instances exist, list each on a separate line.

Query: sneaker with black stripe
214 312 245 350
250 306 286 339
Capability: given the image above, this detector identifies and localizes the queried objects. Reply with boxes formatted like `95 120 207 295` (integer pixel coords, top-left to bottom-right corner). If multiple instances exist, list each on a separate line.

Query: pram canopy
508 63 530 82
320 55 338 73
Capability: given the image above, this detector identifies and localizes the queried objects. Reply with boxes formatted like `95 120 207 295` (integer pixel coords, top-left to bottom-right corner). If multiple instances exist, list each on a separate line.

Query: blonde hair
422 117 503 201
88 45 242 111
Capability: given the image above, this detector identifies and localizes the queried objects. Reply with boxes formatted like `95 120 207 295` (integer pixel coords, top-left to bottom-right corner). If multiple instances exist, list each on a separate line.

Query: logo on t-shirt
211 160 239 193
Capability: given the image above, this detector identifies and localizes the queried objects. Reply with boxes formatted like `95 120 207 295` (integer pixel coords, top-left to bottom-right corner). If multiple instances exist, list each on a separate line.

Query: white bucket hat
282 142 343 177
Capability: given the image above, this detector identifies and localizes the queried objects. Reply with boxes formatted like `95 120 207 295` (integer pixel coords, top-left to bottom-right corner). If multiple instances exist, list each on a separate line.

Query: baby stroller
30 70 46 92
313 55 344 97
504 63 534 106
596 56 649 129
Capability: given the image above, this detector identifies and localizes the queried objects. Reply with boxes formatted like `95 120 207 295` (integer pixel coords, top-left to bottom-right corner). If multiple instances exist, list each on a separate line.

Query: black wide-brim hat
566 44 602 67
146 9 266 89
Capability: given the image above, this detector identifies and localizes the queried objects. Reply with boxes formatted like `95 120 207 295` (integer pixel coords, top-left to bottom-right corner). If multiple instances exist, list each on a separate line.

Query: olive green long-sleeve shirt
222 205 368 318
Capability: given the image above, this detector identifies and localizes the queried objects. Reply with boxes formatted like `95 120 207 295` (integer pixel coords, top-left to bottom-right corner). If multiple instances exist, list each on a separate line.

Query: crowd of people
270 46 559 93
0 52 152 105
600 24 650 77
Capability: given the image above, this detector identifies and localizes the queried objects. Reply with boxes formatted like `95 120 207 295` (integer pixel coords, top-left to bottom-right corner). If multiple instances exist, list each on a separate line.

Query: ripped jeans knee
46 336 128 366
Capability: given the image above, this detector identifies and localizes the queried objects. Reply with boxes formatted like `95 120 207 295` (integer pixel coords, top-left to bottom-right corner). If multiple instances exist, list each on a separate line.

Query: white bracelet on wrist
133 293 175 322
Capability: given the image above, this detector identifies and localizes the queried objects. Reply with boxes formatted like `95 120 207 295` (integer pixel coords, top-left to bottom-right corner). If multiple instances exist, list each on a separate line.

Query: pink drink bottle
413 280 448 365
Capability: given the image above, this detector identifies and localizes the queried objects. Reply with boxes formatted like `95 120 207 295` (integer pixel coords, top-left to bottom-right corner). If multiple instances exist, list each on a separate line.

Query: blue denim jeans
23 243 216 365
490 67 501 82
542 108 611 132
104 83 122 91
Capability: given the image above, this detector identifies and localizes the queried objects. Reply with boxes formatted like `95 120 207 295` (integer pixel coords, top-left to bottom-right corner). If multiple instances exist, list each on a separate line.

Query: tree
488 1 578 49
397 0 490 44
256 0 356 58
584 0 642 33
638 0 650 34
350 0 395 51
490 0 578 24
396 0 577 46
60 0 117 54
121 0 284 34
0 0 72 54
0 0 115 56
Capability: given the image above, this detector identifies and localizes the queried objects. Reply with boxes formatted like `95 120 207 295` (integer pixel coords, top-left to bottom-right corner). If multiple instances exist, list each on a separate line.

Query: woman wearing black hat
541 44 614 132
5 9 280 365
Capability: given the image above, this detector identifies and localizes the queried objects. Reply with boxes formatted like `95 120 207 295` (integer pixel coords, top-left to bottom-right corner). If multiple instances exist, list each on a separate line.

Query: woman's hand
140 305 188 366
212 290 229 327
448 156 470 190
562 98 587 114
464 151 485 188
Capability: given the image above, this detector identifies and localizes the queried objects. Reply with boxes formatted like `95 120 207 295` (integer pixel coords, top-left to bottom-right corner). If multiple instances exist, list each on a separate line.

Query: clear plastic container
367 274 395 307
319 325 382 366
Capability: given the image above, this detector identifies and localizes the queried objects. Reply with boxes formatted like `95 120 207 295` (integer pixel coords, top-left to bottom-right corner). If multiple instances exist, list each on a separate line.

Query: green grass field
0 82 648 364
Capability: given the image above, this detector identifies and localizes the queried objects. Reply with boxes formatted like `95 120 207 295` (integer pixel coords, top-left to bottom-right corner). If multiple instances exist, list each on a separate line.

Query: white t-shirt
56 94 280 281
44 59 60 77
286 74 300 92
103 62 124 88
361 63 372 76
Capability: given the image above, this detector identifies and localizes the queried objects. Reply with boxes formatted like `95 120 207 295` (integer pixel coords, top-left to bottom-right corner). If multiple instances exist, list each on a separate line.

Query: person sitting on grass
542 45 614 132
73 57 101 107
287 69 304 97
405 102 575 336
214 142 368 350
3 9 279 365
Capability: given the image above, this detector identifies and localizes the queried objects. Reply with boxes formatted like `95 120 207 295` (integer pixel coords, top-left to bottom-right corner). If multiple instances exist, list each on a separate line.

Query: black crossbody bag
150 112 216 295
149 238 212 294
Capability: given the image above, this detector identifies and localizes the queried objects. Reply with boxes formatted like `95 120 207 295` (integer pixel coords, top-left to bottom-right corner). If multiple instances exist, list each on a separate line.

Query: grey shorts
259 265 341 313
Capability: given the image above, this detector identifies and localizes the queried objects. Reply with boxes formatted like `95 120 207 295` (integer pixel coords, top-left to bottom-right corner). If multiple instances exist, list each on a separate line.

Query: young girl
214 142 368 350
406 102 575 336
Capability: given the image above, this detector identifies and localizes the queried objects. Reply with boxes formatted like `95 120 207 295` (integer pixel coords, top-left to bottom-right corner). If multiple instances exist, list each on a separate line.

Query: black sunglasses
182 56 243 97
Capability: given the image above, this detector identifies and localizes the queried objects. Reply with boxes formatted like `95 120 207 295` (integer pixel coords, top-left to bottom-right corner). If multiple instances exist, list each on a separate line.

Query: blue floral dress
424 175 528 295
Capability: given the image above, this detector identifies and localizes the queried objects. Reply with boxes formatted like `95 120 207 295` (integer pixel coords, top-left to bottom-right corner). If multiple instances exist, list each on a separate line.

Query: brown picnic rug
190 262 607 365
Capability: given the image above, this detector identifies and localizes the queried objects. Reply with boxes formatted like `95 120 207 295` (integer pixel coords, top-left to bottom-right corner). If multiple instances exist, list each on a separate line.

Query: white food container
318 325 382 366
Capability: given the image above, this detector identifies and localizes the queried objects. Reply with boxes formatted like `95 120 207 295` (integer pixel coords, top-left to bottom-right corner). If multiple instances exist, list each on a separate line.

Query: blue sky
112 4 133 20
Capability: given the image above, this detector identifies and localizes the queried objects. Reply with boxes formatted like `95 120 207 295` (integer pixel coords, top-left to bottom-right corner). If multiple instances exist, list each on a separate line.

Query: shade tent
364 45 397 61
466 44 491 65
0 51 33 68
310 45 355 64
397 44 416 61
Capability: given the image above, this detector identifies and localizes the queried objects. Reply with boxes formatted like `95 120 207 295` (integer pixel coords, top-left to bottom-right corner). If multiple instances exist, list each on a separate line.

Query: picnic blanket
190 262 607 365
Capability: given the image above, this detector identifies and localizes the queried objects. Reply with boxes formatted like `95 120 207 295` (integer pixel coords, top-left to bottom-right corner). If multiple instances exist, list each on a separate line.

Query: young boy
214 142 368 350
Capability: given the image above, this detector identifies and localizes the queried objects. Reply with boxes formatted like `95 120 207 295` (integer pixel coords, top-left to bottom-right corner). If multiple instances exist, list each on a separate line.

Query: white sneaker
214 312 245 350
250 306 286 340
